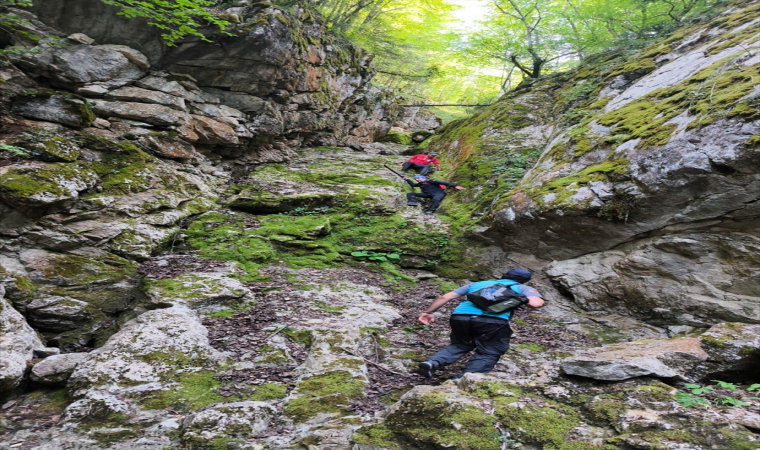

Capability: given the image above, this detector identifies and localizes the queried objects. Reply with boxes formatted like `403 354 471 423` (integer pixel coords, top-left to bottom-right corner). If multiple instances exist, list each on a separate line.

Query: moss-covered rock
283 370 366 422
11 91 96 128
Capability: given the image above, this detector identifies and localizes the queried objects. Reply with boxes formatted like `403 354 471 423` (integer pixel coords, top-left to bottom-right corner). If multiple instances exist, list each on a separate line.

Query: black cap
501 268 532 283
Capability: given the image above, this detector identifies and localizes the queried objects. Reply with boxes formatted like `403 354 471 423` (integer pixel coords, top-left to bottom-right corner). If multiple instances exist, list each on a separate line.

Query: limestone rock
547 234 760 326
0 286 45 398
105 86 186 110
30 352 89 385
25 295 91 331
189 115 239 146
16 44 148 87
180 401 276 448
229 188 337 214
66 33 94 45
0 162 100 211
695 322 760 378
90 100 191 126
137 134 202 162
144 270 251 309
11 92 95 128
136 74 206 103
560 338 708 381
13 248 140 349
67 304 224 399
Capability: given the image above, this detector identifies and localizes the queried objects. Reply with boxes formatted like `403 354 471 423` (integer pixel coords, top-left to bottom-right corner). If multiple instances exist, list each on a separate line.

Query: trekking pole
383 165 406 179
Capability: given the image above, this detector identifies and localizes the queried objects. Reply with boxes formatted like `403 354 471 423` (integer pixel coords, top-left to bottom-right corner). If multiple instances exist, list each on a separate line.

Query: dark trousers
402 162 432 175
428 315 513 374
406 192 446 212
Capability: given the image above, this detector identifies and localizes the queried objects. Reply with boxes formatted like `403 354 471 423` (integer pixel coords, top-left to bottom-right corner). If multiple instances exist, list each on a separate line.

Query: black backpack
467 283 529 314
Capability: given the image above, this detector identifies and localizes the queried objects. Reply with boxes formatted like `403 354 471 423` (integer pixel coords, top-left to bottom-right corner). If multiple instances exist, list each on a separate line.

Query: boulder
16 44 148 88
135 74 206 103
229 188 337 214
547 233 760 327
105 86 186 110
0 162 99 211
25 295 91 331
189 115 239 146
11 92 95 128
695 322 760 379
137 134 202 162
13 248 140 349
30 352 89 385
144 271 251 309
89 100 191 126
66 304 224 400
560 338 709 381
0 286 45 398
180 401 276 449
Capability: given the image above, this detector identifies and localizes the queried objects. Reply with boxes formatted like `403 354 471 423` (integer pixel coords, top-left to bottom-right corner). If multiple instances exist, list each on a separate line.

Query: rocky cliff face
1 2 759 450
30 0 400 156
431 1 760 329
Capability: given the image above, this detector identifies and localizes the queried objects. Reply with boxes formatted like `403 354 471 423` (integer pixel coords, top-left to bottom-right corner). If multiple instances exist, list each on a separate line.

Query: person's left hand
455 186 465 190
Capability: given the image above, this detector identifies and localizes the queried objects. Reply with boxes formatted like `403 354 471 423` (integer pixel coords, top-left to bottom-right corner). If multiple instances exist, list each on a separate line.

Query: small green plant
683 383 713 395
0 143 29 156
675 381 758 409
674 392 710 408
714 397 750 406
712 380 739 391
351 250 400 262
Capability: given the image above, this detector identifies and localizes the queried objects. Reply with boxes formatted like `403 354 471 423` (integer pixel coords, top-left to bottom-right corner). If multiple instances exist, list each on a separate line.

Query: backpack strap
466 279 519 295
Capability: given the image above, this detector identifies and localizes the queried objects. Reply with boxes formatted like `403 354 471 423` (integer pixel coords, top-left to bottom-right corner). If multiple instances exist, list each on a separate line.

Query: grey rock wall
28 0 401 153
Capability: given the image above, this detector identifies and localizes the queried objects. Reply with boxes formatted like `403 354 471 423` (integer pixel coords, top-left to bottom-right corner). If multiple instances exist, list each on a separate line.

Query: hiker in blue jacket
403 174 464 215
417 268 545 378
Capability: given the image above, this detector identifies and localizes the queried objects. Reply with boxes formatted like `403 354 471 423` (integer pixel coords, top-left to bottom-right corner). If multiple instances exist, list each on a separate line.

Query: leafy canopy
90 0 231 45
466 0 723 89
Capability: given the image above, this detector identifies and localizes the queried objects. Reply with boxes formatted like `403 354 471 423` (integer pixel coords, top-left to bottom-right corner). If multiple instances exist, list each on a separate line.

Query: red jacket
407 154 440 165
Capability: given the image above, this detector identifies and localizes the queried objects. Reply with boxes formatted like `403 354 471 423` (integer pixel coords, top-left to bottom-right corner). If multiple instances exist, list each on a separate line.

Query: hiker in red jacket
401 152 440 175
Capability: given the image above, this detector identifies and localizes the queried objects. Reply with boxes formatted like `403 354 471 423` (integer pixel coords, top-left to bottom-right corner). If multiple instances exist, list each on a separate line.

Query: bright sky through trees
448 0 489 31
79 0 728 111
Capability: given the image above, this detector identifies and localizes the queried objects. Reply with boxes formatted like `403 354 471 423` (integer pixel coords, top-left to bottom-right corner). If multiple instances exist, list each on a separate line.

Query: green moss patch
283 370 366 422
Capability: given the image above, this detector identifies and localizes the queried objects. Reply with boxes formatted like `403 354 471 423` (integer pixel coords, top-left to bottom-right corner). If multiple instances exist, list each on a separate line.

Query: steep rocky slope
0 1 759 450
430 0 760 330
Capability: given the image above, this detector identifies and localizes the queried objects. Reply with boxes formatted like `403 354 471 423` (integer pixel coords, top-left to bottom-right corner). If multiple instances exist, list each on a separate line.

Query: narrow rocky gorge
0 0 759 449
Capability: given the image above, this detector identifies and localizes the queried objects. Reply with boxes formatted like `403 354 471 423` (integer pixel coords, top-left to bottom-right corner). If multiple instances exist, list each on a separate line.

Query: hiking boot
407 202 420 206
418 361 438 378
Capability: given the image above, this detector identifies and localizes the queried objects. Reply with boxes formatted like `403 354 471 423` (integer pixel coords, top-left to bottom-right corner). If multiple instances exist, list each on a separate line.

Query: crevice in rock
708 158 738 175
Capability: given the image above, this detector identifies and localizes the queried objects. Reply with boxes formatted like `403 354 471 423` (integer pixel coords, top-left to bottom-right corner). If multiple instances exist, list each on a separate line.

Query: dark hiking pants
402 162 432 175
428 315 513 374
406 192 446 212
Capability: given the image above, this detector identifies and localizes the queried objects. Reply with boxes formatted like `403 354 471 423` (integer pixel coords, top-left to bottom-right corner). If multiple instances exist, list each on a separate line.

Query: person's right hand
418 312 435 325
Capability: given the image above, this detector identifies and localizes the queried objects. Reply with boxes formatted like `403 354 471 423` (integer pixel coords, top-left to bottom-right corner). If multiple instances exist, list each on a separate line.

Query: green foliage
98 0 232 45
714 397 750 407
0 143 30 156
684 383 714 395
286 206 332 216
674 392 710 408
351 250 400 262
675 381 759 409
465 0 723 89
713 380 739 391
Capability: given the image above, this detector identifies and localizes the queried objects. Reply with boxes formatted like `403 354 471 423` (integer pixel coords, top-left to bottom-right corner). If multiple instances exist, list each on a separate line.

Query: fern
0 143 29 156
